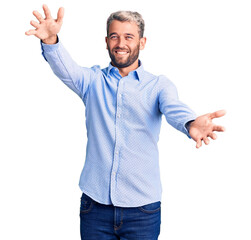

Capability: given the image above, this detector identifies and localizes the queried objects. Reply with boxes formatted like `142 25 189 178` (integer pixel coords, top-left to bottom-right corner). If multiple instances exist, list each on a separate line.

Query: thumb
209 109 226 119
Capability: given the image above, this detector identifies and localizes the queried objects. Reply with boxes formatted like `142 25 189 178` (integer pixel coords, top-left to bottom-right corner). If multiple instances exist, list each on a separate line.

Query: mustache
113 47 129 51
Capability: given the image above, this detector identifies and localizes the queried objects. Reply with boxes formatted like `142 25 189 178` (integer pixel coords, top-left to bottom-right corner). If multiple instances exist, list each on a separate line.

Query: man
26 4 226 240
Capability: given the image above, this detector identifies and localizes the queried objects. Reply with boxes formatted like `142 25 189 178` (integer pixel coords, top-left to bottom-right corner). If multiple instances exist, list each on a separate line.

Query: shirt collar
106 60 144 82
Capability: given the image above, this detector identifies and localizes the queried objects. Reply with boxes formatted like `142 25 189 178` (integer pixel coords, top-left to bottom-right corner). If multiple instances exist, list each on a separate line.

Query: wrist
42 35 58 44
185 120 195 133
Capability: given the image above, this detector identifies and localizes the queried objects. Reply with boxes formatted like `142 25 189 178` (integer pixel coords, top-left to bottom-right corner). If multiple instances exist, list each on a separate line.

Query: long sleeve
158 75 197 138
40 38 98 101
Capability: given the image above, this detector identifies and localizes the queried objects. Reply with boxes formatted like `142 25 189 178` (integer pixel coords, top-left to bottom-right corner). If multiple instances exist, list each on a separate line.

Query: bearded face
106 20 146 70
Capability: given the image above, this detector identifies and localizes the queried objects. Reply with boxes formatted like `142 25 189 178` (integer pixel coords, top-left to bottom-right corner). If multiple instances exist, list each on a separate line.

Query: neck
112 59 139 77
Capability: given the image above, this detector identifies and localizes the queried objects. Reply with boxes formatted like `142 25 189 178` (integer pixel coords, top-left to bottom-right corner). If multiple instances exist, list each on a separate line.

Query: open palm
189 110 226 148
25 4 64 43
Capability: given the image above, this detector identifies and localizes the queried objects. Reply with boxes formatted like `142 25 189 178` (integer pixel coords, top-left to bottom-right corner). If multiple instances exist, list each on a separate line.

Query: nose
117 37 126 48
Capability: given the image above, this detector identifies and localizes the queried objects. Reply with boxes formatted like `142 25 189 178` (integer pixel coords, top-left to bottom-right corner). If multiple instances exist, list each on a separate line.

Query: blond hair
107 11 145 38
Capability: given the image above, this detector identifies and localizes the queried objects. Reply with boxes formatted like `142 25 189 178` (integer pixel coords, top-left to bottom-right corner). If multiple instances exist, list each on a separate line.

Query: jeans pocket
138 201 161 214
80 192 94 214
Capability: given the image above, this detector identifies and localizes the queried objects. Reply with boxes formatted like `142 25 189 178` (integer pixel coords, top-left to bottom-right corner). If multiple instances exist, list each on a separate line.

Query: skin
25 4 226 148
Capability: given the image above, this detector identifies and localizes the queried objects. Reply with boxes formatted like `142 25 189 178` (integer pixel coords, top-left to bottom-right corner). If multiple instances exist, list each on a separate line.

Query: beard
107 44 140 68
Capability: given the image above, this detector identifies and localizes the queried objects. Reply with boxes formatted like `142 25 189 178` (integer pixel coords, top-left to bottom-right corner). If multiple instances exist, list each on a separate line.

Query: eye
110 35 118 39
126 36 133 40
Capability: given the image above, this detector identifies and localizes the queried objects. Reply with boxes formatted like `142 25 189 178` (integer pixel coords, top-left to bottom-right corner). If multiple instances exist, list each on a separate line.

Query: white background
1 0 250 239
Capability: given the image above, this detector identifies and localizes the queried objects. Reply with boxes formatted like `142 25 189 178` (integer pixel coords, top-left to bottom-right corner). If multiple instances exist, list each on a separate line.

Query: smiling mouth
115 50 129 56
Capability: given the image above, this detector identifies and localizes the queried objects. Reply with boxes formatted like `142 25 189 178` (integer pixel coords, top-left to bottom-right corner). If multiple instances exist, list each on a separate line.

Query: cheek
107 42 116 51
130 43 140 52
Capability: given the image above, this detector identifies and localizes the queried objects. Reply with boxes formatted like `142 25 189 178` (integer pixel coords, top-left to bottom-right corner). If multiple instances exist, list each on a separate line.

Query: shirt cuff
183 119 196 139
40 35 60 61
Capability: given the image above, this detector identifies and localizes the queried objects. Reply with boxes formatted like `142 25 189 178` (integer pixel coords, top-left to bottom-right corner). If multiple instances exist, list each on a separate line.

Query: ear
140 37 147 50
105 36 108 49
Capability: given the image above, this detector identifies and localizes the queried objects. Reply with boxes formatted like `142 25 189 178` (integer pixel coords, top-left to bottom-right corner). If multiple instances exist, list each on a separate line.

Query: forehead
108 20 139 36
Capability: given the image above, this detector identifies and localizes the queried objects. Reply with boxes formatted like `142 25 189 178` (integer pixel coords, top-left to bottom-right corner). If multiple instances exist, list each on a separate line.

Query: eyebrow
109 32 117 37
109 32 135 37
125 33 135 37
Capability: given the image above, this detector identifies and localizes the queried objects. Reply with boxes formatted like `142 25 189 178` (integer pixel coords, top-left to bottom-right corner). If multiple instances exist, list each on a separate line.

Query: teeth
117 51 128 55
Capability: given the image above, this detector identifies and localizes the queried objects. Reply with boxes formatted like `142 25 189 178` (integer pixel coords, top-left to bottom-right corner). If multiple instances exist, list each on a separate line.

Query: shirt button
119 94 122 98
116 151 119 154
113 172 116 176
117 114 120 118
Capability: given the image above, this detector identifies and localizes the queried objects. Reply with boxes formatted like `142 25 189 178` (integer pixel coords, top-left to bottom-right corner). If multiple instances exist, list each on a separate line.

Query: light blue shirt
41 39 196 207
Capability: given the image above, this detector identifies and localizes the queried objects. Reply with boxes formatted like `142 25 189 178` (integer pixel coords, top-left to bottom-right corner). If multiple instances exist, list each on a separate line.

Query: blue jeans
80 192 161 240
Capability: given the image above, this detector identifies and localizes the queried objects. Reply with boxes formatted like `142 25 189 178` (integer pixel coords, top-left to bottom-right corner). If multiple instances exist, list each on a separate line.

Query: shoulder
157 74 174 85
89 65 102 73
155 75 179 101
141 69 174 86
156 74 178 91
80 65 102 81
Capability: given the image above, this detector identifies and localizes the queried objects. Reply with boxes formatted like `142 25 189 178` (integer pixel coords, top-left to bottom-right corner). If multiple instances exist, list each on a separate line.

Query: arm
158 76 226 148
158 75 197 138
40 38 95 100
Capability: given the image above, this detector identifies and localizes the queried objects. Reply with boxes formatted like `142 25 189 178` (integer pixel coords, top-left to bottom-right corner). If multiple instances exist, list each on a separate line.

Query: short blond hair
106 11 145 38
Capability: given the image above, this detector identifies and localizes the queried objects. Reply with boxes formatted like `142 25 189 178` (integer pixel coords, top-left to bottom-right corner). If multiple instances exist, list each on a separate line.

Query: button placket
110 78 124 204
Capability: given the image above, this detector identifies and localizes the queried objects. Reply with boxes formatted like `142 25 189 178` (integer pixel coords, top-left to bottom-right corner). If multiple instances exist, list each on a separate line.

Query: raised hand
189 110 226 148
25 4 64 44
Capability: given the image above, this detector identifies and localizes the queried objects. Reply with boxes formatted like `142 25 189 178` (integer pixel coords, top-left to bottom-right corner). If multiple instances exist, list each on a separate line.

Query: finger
196 139 202 149
213 125 226 132
42 4 52 19
56 7 64 24
209 110 226 120
208 132 217 140
33 10 45 23
203 137 210 145
30 20 39 29
25 29 37 36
